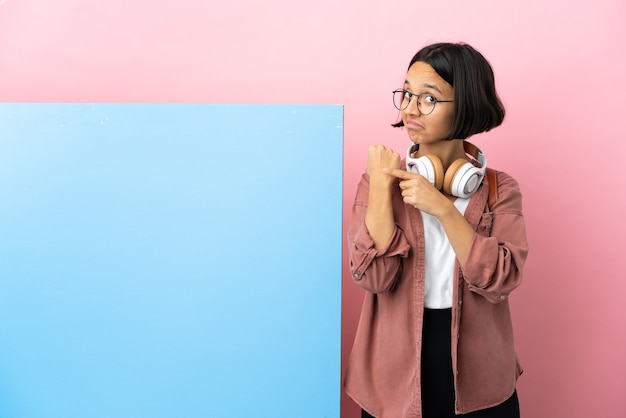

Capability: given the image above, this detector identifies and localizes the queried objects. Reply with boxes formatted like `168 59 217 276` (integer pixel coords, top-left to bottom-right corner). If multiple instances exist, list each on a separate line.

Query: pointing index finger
383 168 418 180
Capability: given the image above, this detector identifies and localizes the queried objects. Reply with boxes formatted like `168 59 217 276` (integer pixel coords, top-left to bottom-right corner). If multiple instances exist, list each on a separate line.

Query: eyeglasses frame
392 89 454 115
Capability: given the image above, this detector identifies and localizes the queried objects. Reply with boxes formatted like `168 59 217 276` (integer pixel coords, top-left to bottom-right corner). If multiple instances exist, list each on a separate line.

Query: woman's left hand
383 168 451 217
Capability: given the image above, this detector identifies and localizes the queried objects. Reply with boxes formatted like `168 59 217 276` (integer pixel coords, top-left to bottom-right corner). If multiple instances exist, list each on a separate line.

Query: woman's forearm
436 202 476 268
365 175 396 250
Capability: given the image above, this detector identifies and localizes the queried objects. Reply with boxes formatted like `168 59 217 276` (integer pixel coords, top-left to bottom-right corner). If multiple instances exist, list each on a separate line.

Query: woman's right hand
366 145 401 185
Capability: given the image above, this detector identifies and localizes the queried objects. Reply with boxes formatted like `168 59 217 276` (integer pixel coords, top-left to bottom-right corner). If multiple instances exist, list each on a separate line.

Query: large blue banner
0 104 343 418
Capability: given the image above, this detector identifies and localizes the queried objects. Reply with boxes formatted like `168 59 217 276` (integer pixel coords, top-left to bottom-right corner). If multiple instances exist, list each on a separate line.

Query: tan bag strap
486 168 498 210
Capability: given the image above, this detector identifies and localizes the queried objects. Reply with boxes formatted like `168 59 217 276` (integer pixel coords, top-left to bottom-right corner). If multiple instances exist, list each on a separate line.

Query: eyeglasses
392 89 453 115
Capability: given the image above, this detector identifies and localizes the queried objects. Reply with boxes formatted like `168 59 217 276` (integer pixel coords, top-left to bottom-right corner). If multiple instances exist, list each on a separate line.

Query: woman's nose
404 96 421 115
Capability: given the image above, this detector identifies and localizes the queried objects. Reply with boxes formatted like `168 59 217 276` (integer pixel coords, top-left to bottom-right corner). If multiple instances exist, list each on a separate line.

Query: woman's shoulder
487 168 524 213
489 168 520 190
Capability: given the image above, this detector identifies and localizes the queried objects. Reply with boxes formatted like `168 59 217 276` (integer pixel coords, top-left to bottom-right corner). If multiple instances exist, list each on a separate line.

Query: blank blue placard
0 104 343 418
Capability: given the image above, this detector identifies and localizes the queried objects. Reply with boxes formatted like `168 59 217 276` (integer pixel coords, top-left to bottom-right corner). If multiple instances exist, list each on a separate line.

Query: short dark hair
392 42 505 140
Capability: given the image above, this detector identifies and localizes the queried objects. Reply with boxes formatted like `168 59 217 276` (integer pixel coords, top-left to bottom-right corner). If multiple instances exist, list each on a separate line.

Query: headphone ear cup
443 159 471 196
425 155 444 191
406 154 444 190
443 159 484 198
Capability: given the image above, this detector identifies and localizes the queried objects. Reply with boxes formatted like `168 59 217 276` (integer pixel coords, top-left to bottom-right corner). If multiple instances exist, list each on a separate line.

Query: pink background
1 1 625 417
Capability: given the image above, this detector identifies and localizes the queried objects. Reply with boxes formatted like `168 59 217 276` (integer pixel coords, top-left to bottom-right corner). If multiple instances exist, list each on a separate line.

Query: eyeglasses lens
393 90 407 111
393 90 438 115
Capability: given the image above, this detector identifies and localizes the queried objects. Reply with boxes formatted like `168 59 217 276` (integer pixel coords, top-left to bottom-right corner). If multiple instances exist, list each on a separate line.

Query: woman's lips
405 119 424 130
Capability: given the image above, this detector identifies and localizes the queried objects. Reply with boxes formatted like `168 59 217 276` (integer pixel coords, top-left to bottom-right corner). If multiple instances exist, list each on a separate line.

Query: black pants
362 308 520 418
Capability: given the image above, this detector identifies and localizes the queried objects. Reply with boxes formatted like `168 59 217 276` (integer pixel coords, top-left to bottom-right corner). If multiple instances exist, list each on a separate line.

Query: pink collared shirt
344 168 529 417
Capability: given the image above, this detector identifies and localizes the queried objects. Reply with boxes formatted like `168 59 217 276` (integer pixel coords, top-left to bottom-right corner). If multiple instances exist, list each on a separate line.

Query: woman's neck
413 140 468 170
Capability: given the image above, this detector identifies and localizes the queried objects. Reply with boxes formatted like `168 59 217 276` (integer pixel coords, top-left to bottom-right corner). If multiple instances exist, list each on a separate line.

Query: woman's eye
423 95 437 103
404 91 412 99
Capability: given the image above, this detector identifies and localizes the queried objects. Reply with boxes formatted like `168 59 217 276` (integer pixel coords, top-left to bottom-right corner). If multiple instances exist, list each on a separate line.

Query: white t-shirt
422 197 470 309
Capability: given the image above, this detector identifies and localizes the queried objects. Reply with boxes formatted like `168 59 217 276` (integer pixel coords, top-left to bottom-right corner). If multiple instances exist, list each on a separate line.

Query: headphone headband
407 140 486 169
461 141 487 169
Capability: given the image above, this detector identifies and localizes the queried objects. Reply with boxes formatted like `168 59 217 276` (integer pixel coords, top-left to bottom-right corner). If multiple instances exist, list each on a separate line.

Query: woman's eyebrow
423 83 443 94
403 80 443 94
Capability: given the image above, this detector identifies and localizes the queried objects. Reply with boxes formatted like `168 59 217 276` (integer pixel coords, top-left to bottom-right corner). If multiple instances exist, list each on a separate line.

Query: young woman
344 42 529 418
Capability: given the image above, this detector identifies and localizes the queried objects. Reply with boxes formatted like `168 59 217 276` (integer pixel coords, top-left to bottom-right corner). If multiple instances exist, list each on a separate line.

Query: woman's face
400 61 455 145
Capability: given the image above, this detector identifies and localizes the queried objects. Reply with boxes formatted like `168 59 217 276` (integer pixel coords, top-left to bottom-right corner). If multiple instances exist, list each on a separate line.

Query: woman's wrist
369 172 395 190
